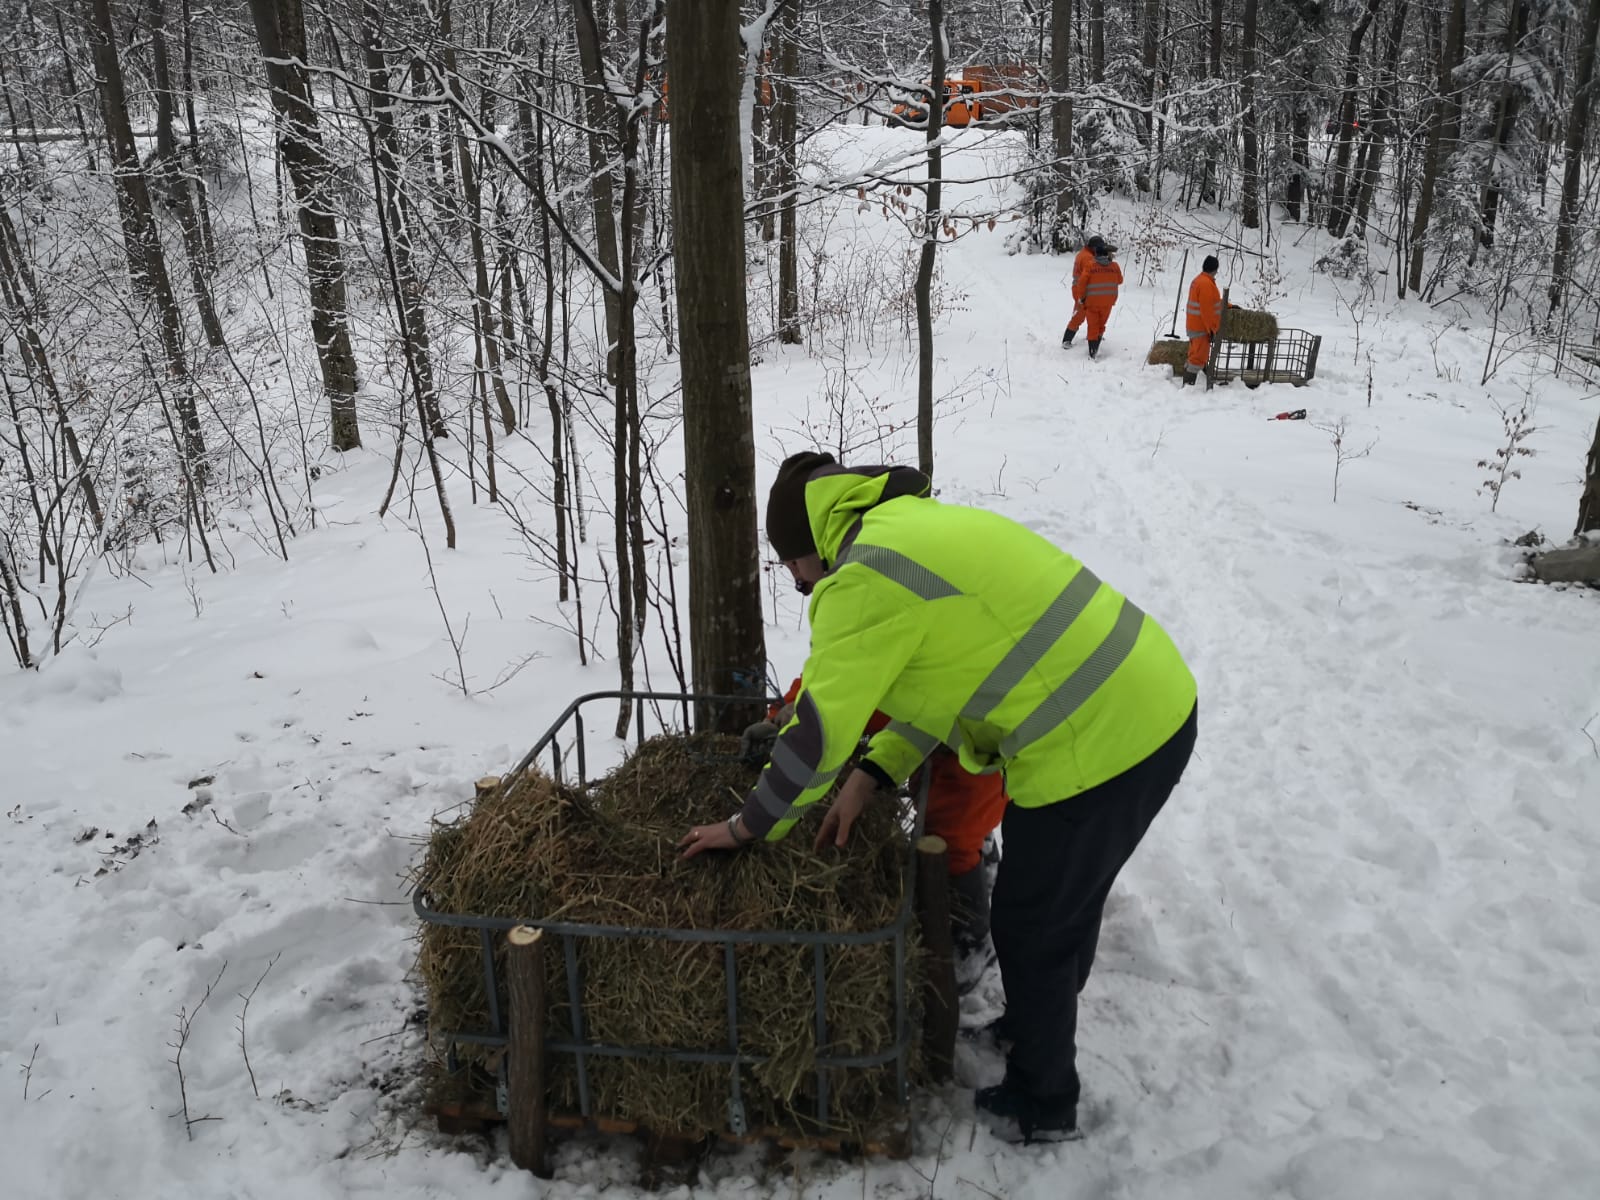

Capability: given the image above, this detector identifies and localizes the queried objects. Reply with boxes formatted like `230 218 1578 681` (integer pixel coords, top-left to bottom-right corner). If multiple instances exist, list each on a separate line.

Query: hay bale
416 733 921 1139
1223 309 1279 343
1147 338 1188 375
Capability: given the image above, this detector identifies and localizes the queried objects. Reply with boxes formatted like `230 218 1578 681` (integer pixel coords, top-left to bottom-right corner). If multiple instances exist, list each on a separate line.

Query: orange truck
891 79 983 128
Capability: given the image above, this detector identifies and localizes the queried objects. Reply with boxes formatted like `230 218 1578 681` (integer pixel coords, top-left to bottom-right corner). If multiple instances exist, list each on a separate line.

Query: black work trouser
990 704 1198 1105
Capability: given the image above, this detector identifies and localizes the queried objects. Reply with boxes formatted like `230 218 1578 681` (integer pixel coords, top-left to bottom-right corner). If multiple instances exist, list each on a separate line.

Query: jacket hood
803 463 930 565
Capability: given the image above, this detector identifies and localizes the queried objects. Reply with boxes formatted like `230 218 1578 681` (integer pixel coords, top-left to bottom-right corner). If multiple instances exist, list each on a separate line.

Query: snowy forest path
932 214 1600 1188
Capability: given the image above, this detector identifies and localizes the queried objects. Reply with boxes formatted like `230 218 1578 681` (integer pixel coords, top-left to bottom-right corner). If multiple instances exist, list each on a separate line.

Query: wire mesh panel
1211 328 1322 387
414 691 926 1143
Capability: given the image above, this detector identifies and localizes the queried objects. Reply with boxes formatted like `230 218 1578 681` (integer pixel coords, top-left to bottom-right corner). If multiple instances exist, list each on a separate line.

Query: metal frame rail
1212 327 1323 387
413 690 926 1137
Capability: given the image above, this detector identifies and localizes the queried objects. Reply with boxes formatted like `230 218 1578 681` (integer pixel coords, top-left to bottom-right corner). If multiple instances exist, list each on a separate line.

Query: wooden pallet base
425 1100 913 1160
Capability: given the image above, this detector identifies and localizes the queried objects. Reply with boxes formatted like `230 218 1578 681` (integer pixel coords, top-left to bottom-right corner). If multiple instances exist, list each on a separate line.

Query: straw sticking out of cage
415 732 923 1140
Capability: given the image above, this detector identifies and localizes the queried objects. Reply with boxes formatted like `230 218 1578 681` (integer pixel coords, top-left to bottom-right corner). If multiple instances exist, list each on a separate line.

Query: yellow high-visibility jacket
738 465 1197 842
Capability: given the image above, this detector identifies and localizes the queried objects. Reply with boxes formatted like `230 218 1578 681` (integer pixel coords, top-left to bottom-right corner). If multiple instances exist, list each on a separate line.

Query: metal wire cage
1210 327 1323 388
412 690 927 1140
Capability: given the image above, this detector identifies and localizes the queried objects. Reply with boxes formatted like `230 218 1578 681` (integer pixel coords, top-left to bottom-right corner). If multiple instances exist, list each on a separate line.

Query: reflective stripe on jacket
1186 271 1221 336
1082 259 1122 305
737 467 1197 842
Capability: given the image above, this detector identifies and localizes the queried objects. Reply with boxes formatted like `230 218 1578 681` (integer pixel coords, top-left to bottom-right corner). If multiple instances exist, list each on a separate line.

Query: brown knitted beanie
765 450 835 559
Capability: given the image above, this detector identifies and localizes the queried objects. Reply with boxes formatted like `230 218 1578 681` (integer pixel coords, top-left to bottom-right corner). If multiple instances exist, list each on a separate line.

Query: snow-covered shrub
1315 236 1369 280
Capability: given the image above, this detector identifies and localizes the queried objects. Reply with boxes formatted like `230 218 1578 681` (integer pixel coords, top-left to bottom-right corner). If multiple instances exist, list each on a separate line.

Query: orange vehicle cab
892 79 982 128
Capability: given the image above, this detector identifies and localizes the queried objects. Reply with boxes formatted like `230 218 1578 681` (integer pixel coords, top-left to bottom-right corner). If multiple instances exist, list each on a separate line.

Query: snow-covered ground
3 124 1598 1199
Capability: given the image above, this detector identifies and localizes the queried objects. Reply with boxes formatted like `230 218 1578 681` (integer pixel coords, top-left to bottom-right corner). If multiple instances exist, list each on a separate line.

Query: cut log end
1529 543 1600 585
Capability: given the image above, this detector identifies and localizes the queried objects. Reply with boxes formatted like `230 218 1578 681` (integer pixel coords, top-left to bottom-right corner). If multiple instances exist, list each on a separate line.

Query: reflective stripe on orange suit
1186 271 1221 371
1080 259 1122 342
773 677 1006 875
1185 272 1221 336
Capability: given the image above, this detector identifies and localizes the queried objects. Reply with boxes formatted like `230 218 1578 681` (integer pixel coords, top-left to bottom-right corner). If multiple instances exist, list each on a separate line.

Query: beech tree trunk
573 0 623 379
247 0 362 451
775 0 801 344
1327 0 1381 237
1548 0 1600 314
85 0 206 473
1406 0 1466 295
915 0 946 481
1241 0 1260 229
149 0 225 349
665 0 767 732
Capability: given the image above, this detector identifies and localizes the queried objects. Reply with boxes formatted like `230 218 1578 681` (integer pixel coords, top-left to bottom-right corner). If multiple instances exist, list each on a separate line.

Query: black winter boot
976 1077 1080 1144
1061 327 1075 346
1087 339 1101 359
950 867 996 995
1182 369 1197 387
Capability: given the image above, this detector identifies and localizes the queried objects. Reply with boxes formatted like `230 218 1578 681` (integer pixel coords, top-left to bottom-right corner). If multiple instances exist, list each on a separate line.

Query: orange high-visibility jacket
1081 259 1123 309
1186 271 1222 336
1071 246 1096 303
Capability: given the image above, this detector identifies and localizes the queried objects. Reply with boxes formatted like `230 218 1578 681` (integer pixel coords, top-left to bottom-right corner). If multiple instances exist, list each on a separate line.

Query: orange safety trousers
1073 302 1114 341
773 679 1008 875
1187 334 1212 369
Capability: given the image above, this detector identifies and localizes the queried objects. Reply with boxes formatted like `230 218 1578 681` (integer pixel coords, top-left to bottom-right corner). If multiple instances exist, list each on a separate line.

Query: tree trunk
247 0 362 451
1407 0 1466 295
362 4 445 439
1241 0 1260 229
915 0 946 482
1480 1 1531 248
1353 0 1410 237
438 2 516 433
1090 0 1105 84
85 0 206 474
1327 0 1381 237
1578 414 1600 535
178 0 218 269
1051 0 1072 243
1532 541 1600 579
52 8 96 172
1209 0 1223 80
665 0 767 733
149 0 225 349
573 0 623 379
0 230 104 531
522 48 572 601
1140 0 1158 149
775 0 801 344
1548 0 1600 314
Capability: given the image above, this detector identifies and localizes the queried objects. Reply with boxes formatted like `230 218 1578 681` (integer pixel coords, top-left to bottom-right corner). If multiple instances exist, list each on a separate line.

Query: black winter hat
766 450 836 560
1203 254 1220 273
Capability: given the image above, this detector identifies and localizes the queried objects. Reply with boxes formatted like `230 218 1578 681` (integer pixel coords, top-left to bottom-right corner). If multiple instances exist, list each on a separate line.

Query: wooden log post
914 834 957 1084
1530 543 1600 584
475 775 502 799
506 925 550 1178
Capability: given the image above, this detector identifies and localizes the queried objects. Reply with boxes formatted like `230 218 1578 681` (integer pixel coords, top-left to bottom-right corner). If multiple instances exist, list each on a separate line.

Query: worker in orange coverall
1072 243 1122 359
747 677 1008 988
1061 235 1106 348
1185 254 1223 386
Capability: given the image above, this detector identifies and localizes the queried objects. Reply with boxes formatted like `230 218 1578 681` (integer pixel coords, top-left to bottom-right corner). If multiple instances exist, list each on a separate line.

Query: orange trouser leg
1067 300 1088 332
1187 334 1212 369
1086 305 1111 341
923 752 1009 876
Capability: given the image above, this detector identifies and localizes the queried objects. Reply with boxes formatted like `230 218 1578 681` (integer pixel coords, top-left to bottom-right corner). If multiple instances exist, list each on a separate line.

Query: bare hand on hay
678 819 741 860
813 769 876 852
